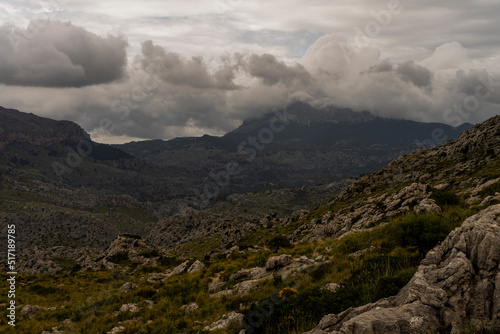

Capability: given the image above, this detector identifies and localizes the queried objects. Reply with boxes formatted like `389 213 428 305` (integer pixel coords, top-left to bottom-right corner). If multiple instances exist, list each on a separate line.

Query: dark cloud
0 20 127 87
1 34 499 143
140 40 238 90
396 61 433 88
245 53 312 87
368 60 393 73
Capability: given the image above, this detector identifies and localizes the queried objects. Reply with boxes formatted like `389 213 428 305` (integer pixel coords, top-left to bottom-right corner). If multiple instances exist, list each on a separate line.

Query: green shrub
107 252 130 264
159 256 183 268
28 284 60 295
373 269 415 300
136 288 156 299
139 250 160 258
479 181 500 198
272 274 283 286
266 235 291 251
388 214 451 254
310 262 333 282
247 286 360 334
429 188 461 206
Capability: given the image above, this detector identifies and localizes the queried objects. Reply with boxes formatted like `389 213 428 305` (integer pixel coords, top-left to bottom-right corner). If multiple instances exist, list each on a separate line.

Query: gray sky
0 0 499 143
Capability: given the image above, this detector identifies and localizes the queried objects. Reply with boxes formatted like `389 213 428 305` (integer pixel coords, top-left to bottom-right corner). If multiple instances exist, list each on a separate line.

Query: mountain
4 113 498 334
115 102 472 203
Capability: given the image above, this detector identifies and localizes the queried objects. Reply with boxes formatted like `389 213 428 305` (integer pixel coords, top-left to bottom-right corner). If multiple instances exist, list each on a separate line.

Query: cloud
396 61 433 88
245 53 312 87
420 41 472 71
0 20 128 87
0 33 499 144
297 34 500 124
139 40 238 90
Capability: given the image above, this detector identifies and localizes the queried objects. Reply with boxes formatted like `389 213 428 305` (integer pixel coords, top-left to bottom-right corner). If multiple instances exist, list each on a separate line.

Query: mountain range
0 105 498 333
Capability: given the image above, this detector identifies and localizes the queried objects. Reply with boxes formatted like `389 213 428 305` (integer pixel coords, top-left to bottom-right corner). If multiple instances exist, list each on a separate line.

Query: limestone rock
204 311 244 331
208 273 226 293
20 304 56 319
304 205 500 334
323 283 341 293
187 260 206 273
265 254 293 271
107 326 126 334
119 303 140 313
414 198 441 214
183 302 199 315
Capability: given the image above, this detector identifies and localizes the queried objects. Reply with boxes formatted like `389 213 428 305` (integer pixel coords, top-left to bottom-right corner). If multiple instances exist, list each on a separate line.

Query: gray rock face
147 260 190 283
304 204 500 334
147 208 257 251
265 254 293 271
187 260 206 273
302 183 440 242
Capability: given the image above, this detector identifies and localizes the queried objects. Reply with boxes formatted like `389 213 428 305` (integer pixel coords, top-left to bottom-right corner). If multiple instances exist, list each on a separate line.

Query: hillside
115 102 472 198
0 104 473 256
1 114 498 333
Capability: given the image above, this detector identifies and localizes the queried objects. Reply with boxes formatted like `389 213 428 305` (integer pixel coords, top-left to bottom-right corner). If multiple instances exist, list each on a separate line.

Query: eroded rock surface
304 204 500 334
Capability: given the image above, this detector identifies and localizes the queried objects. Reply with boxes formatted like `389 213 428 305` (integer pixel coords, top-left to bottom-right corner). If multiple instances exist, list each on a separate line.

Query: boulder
304 205 500 334
265 254 293 271
414 198 441 214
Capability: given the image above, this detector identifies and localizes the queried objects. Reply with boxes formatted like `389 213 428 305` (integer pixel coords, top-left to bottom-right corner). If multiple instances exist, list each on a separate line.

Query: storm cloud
0 0 499 144
0 20 127 87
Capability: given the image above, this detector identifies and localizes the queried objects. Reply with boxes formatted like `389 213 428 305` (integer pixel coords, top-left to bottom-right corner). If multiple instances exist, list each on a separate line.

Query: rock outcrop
304 204 500 334
147 208 257 251
203 311 244 331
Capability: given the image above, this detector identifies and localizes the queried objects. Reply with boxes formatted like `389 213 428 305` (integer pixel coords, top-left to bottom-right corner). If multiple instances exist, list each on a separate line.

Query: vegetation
0 203 478 334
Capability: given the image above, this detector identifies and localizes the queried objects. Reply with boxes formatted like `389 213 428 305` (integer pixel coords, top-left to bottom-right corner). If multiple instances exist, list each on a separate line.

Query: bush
310 262 333 282
266 235 291 251
272 274 283 286
429 188 461 206
373 269 415 300
389 215 451 254
107 252 130 264
479 181 500 198
247 286 361 334
159 256 183 268
139 250 160 258
28 284 60 295
136 288 156 299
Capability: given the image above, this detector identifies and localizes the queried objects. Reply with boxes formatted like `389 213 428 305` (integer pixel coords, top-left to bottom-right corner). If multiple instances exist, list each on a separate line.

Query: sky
0 0 499 143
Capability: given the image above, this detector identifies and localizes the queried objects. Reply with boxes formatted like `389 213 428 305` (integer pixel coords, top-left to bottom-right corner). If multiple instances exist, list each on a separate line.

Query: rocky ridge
293 115 500 242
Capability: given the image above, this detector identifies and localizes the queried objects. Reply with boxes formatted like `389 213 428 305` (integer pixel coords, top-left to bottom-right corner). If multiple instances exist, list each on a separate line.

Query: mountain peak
0 106 90 150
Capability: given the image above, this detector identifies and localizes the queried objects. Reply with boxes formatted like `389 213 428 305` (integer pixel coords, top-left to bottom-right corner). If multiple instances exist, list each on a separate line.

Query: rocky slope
293 115 500 242
304 204 500 334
